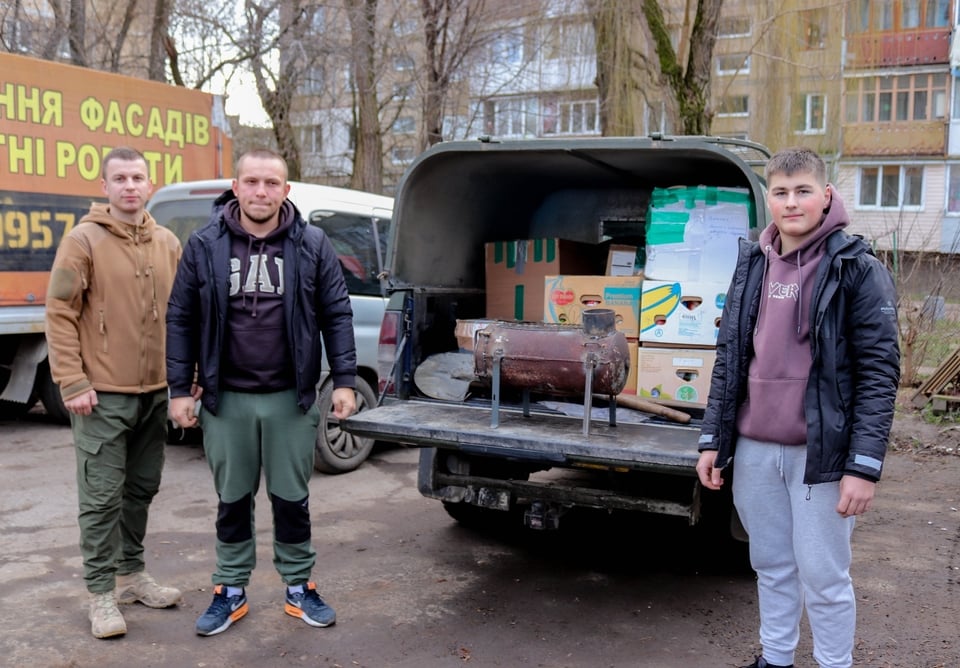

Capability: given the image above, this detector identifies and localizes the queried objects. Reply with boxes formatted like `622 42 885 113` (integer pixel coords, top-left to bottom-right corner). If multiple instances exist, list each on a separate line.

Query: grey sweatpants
732 437 857 668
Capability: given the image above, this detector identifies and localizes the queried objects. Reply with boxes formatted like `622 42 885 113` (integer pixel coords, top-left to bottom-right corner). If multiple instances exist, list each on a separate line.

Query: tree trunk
68 0 87 66
347 0 384 193
149 0 171 80
420 0 445 148
590 0 637 136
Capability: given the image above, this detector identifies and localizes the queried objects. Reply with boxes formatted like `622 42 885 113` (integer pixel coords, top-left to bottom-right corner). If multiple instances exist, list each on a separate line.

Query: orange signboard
0 52 233 306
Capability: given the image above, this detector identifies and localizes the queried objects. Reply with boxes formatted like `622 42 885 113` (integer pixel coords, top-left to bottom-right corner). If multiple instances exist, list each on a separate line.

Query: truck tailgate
343 401 702 475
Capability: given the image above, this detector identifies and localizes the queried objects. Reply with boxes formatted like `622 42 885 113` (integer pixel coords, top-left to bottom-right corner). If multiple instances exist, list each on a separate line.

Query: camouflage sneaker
116 571 182 608
89 591 127 639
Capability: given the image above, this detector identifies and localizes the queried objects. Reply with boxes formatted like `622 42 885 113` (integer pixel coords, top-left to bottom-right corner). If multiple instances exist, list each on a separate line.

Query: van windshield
149 196 388 298
149 199 212 245
308 210 388 297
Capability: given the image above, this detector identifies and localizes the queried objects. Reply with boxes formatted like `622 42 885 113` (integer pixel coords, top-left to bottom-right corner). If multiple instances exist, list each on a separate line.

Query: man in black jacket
167 148 357 636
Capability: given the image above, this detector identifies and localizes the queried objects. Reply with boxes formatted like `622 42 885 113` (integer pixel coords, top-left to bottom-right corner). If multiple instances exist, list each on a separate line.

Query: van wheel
36 361 70 424
314 376 377 474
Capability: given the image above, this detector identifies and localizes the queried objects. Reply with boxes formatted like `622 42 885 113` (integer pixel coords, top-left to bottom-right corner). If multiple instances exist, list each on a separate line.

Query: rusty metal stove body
473 309 630 435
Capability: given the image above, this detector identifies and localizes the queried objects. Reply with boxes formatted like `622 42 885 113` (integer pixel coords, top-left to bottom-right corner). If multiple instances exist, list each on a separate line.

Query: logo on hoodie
767 280 799 302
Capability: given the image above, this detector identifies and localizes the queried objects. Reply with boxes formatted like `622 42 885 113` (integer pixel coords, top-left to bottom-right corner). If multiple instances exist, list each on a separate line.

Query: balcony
846 29 951 68
842 121 947 156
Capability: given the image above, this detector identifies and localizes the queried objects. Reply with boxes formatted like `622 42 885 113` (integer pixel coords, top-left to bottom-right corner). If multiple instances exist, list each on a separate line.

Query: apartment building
286 0 960 255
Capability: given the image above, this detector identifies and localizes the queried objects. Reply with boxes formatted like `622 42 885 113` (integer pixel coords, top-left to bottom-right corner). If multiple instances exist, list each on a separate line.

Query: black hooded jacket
166 189 357 414
698 228 900 485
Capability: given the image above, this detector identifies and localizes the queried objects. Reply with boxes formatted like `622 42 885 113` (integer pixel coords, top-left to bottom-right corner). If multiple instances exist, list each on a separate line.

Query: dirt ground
843 400 960 668
0 400 958 667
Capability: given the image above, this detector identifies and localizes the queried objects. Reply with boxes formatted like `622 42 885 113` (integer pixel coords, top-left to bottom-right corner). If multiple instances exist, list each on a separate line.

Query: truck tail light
377 310 400 396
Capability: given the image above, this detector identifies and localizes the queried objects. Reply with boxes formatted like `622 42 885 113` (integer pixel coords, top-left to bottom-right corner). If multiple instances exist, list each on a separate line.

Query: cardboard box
606 244 639 276
639 280 726 346
644 185 752 283
543 275 643 338
637 347 716 408
485 239 598 321
623 338 638 396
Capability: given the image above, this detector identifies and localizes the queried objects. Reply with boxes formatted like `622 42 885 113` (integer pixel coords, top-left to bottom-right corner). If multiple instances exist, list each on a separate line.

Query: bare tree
243 0 313 179
418 0 487 148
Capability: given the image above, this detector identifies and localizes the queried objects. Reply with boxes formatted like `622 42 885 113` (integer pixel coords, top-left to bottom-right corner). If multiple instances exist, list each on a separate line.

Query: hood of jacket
80 202 159 240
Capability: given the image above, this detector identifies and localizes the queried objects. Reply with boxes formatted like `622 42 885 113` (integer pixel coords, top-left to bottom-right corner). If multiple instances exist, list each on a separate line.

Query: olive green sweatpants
199 389 320 587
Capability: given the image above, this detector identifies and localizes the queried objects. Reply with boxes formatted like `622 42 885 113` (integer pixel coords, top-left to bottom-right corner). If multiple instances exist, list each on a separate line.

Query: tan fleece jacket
45 203 182 401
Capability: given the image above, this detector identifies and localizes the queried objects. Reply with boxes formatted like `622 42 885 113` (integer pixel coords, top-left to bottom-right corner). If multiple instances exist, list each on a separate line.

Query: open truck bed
341 135 770 536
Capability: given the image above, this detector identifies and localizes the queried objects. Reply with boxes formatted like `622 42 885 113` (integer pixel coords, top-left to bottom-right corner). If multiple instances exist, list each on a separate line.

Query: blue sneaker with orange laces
284 582 336 627
196 584 248 636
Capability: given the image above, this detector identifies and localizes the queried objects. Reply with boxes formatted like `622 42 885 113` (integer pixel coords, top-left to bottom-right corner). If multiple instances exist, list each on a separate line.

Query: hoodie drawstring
241 235 266 318
796 254 803 335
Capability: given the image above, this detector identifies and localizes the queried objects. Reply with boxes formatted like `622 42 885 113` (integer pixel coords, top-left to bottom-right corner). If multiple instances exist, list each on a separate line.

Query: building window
858 165 923 208
300 66 325 95
717 16 750 38
484 97 538 137
947 165 960 214
557 99 599 135
393 56 415 72
393 18 417 36
545 19 595 59
393 82 416 100
306 5 325 32
845 73 948 123
391 116 416 134
849 0 948 32
716 95 749 116
793 94 826 133
299 126 322 155
925 0 950 27
491 31 523 64
390 146 416 164
716 53 749 75
801 9 827 49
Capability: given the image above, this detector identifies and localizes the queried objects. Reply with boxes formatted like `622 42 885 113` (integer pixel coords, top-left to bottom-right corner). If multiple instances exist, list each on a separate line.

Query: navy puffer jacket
698 230 900 485
166 190 357 415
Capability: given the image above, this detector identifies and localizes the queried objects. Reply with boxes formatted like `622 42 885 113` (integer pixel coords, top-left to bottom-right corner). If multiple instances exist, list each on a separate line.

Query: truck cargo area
342 136 767 538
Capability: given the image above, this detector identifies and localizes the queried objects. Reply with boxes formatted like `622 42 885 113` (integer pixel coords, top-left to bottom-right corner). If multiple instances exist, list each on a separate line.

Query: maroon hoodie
734 189 850 445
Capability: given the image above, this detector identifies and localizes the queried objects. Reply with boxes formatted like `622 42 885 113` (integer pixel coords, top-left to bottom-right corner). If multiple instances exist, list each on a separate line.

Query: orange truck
0 52 232 420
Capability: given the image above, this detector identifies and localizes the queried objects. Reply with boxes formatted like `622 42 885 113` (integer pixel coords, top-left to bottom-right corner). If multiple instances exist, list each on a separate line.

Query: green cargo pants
199 389 320 587
71 390 168 594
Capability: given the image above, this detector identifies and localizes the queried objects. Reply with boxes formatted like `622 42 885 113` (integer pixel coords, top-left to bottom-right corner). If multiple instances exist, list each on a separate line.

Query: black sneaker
196 584 248 636
284 582 336 627
741 657 793 668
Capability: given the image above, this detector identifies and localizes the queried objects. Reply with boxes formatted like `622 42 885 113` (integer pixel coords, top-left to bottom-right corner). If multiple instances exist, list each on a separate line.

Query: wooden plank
911 346 960 408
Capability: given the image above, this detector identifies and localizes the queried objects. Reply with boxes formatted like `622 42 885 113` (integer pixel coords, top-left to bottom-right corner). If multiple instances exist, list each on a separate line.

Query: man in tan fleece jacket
45 146 184 638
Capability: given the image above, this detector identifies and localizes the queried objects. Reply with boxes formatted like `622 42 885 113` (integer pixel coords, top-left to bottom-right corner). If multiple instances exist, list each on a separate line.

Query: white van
147 179 393 473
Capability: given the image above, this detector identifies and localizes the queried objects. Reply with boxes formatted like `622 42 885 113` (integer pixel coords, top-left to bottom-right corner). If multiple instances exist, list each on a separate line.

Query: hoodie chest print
768 280 799 302
229 254 285 296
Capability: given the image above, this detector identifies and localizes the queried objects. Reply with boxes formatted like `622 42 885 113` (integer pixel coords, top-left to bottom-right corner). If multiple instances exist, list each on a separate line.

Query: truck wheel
442 502 503 528
36 361 70 424
314 376 377 474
